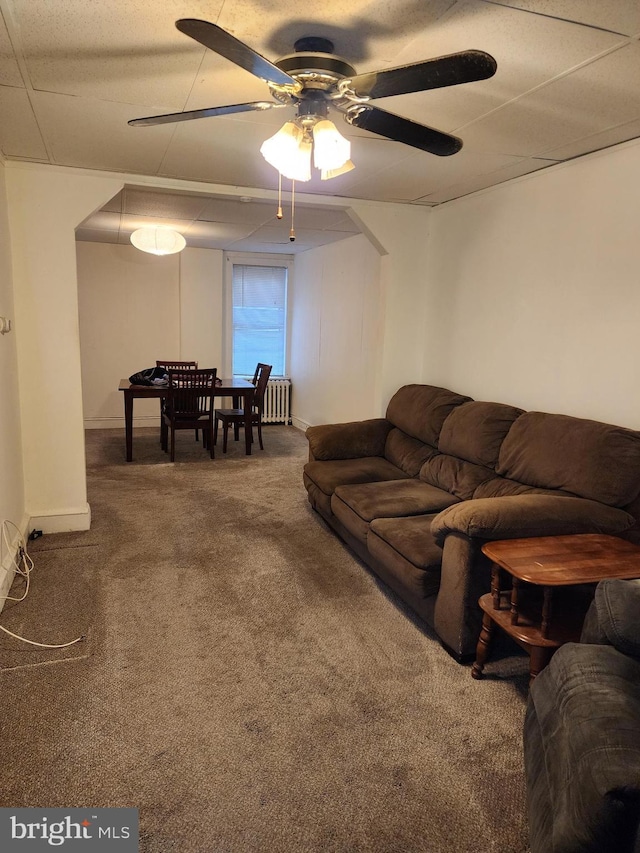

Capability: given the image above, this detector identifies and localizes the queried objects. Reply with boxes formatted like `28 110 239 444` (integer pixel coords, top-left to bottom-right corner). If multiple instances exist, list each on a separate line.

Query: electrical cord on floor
0 520 85 649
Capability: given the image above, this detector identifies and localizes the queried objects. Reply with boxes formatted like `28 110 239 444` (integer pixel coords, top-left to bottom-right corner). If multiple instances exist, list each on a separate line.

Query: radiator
263 379 291 424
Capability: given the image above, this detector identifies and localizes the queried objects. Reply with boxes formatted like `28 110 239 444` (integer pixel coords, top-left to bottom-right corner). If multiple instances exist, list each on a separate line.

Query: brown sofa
303 385 640 660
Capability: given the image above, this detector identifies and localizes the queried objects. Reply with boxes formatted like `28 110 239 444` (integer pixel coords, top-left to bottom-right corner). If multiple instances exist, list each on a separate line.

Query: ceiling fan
129 19 497 163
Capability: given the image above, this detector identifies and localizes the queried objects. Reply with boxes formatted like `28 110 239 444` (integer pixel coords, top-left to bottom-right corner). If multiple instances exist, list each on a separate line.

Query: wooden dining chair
214 364 272 453
162 368 217 462
156 360 198 371
251 362 270 386
156 360 199 446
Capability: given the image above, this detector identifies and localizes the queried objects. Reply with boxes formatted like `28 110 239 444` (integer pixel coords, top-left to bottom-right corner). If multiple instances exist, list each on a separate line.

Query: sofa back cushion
438 401 524 468
419 454 497 501
385 384 472 447
384 428 438 476
497 412 640 507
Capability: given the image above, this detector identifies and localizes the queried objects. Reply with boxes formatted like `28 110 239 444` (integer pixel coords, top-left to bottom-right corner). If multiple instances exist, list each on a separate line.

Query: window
228 259 289 377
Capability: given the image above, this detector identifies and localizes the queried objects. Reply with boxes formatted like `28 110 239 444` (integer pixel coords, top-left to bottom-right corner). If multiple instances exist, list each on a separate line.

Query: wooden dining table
118 377 256 461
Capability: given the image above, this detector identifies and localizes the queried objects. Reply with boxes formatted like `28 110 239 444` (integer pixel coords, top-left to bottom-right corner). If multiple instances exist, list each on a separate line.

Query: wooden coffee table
472 533 640 683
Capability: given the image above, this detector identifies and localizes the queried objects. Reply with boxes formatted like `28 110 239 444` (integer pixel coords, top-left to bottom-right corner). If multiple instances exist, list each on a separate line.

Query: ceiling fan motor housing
274 51 357 89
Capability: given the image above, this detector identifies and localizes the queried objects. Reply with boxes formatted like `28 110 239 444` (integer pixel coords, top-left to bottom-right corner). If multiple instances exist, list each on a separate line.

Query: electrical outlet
0 317 11 334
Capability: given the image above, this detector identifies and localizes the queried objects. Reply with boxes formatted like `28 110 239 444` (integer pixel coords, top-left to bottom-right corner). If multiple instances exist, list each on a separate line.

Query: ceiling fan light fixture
321 159 355 181
284 138 312 182
313 119 351 171
130 227 186 256
261 121 302 170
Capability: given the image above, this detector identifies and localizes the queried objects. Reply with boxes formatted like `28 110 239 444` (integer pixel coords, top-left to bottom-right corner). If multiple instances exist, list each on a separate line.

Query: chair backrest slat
253 364 272 414
167 368 217 417
157 360 198 371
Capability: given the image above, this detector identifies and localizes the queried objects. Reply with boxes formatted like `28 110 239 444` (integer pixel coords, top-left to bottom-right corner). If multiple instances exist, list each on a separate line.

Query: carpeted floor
0 426 530 852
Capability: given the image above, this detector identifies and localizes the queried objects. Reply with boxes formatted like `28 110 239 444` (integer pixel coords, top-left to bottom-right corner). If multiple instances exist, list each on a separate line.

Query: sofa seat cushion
525 642 640 853
304 457 410 497
335 479 459 523
332 480 458 544
497 411 640 507
368 516 442 600
370 515 443 572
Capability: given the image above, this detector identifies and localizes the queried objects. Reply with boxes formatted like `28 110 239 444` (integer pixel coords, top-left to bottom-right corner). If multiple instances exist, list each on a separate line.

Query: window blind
232 264 287 376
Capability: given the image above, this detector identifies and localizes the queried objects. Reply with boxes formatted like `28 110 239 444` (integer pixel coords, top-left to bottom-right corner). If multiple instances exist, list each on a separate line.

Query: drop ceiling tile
0 16 24 86
418 156 554 203
75 228 120 243
245 224 353 248
80 210 122 231
31 91 175 173
122 188 210 220
215 0 458 68
381 0 627 134
12 0 221 108
340 146 526 202
183 221 258 243
285 207 359 231
460 41 640 156
0 85 48 158
158 117 291 188
290 134 415 200
496 1 640 37
118 214 196 241
540 117 640 160
198 198 276 226
182 54 282 115
100 191 125 214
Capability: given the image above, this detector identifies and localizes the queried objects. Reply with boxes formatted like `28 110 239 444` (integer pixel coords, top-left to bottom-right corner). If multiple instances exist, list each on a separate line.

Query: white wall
76 243 223 428
426 138 640 430
290 234 382 428
0 160 27 600
6 165 122 532
350 203 432 410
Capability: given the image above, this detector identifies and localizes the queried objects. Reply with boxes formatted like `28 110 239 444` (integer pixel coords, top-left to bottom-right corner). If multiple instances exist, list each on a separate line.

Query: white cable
1 519 33 602
0 520 85 648
0 623 84 648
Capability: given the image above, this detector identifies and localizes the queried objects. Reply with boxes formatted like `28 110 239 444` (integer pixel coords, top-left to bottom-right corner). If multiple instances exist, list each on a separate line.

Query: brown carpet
0 426 530 852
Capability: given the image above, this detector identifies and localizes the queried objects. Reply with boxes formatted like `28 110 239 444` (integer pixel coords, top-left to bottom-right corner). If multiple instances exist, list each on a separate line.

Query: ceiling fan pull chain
290 179 296 242
277 171 283 219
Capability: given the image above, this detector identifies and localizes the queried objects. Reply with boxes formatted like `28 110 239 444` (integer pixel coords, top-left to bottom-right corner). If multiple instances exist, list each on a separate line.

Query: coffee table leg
124 391 133 462
491 564 501 609
529 646 553 683
472 612 495 679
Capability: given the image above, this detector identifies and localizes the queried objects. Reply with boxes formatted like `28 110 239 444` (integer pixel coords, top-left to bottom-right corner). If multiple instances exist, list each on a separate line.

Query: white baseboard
84 416 157 430
0 512 30 616
28 503 91 535
291 416 310 431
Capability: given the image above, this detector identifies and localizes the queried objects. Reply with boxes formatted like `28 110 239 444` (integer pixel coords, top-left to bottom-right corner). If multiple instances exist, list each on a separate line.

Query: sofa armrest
581 579 640 655
431 495 635 547
306 419 392 461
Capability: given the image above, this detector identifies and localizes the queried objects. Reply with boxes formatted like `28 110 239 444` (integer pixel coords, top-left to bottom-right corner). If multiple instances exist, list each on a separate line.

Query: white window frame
223 252 293 378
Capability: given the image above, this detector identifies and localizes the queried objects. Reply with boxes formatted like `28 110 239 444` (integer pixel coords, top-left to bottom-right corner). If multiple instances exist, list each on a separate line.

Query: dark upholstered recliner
524 579 640 853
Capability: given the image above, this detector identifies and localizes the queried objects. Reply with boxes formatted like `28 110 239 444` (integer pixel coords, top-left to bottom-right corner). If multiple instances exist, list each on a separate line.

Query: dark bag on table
128 367 169 386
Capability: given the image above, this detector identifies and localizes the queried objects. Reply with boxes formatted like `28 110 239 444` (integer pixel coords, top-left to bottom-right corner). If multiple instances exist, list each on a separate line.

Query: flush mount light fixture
130 227 186 255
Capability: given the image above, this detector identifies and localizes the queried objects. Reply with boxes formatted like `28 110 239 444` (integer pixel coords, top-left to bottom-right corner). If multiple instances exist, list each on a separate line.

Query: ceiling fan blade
128 101 287 127
176 19 296 87
348 50 496 100
344 105 462 156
